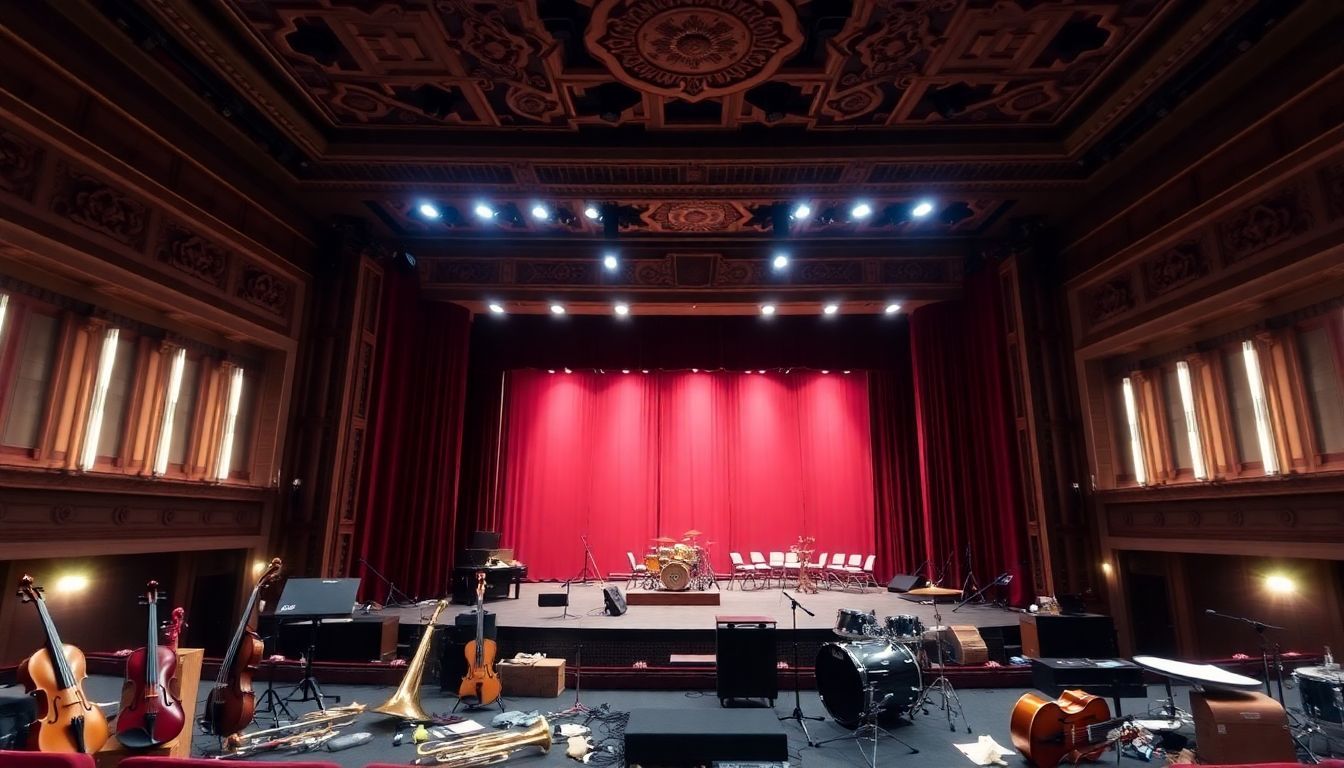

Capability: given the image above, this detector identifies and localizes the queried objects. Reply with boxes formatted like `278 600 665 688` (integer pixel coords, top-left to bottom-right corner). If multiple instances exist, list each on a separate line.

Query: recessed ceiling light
474 203 495 220
614 303 630 316
772 252 789 270
550 303 566 315
851 202 873 219
603 253 619 271
911 200 935 218
761 304 776 316
531 204 550 220
417 202 442 219
563 367 572 374
822 370 830 374
487 302 505 314
884 303 902 315
584 205 600 220
622 369 630 374
792 203 812 220
547 369 556 374
823 303 839 316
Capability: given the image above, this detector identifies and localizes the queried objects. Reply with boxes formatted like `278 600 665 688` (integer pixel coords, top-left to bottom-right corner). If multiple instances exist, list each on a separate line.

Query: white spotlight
792 203 812 220
550 303 566 315
622 369 630 374
531 204 550 220
851 202 873 219
584 205 600 220
821 370 830 375
563 368 572 374
603 253 619 271
474 203 495 220
823 303 839 316
418 202 442 219
488 302 505 315
757 370 765 374
614 303 630 316
761 304 776 316
884 303 902 315
1265 574 1296 595
772 253 789 270
55 574 90 594
911 200 935 218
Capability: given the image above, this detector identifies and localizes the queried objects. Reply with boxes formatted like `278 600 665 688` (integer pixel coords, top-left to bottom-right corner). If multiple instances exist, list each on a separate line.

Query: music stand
275 577 360 711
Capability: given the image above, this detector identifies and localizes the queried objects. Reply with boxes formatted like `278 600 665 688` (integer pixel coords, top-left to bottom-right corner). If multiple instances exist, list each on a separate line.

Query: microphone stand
934 549 956 586
1206 609 1286 702
358 557 414 608
778 591 823 746
953 573 1012 613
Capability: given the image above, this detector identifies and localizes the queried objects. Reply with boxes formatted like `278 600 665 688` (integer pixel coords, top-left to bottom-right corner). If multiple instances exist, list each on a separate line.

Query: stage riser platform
625 591 721 606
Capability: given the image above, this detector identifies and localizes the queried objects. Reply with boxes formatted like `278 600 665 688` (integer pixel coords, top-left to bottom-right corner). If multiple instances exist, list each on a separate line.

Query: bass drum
816 640 922 728
660 560 691 591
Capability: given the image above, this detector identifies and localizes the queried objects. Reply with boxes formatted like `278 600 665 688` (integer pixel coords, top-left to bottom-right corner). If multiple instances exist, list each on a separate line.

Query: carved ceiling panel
213 0 1186 133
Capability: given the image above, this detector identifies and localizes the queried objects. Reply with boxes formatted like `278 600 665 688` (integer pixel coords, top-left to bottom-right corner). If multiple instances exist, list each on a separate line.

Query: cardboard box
497 658 566 698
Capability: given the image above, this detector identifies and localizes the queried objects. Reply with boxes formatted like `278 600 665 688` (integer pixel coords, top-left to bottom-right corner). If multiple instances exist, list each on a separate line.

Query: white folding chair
860 554 878 589
840 554 867 591
729 552 759 590
825 553 847 589
783 551 802 588
626 552 648 589
749 551 772 588
768 551 786 588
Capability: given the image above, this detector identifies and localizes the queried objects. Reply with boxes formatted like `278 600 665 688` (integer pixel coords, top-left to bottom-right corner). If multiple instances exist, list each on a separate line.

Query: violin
16 575 110 754
164 607 186 651
457 571 501 706
1010 689 1135 767
116 580 185 749
204 558 282 738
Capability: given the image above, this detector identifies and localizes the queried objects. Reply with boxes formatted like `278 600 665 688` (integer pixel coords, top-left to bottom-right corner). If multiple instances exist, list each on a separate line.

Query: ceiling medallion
587 0 804 102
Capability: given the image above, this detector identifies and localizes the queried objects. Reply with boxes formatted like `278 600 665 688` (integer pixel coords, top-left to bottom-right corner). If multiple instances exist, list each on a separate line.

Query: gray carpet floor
36 675 1232 767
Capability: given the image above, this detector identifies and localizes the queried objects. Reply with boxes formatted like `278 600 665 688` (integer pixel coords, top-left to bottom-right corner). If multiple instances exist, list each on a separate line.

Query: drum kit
815 608 930 727
640 530 717 591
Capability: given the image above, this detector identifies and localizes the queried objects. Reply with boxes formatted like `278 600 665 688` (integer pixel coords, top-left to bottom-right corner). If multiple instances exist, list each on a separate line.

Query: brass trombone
414 716 552 767
373 599 449 722
221 703 365 757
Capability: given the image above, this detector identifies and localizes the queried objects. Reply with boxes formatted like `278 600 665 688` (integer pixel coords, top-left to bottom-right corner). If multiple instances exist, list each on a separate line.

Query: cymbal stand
778 591 824 746
953 572 1012 613
912 602 971 733
549 644 591 718
358 556 414 607
569 534 602 585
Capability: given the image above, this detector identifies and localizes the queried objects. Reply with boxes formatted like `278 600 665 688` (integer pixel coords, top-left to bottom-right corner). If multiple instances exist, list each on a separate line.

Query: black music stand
275 577 360 711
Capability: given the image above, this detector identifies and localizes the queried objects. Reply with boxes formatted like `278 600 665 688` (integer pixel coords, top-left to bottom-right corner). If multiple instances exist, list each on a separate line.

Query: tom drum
815 640 922 728
1295 666 1344 729
833 608 879 639
883 614 925 640
643 554 663 573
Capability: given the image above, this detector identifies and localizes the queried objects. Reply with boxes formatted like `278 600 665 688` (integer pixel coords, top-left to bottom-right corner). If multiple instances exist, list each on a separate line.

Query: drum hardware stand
934 549 956 586
1206 609 1287 702
814 689 918 768
777 592 824 746
357 556 414 608
550 644 592 718
953 572 1012 613
254 652 294 726
912 602 971 733
569 534 603 585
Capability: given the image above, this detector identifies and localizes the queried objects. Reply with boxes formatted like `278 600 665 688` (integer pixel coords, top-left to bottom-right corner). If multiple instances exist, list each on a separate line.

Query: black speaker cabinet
602 586 627 616
716 616 778 704
538 592 568 607
438 610 497 691
0 690 35 750
886 574 928 593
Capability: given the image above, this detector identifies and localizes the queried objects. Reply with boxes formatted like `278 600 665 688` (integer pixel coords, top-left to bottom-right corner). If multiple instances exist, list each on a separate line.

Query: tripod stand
358 557 414 608
958 545 982 604
953 573 1012 613
913 602 970 732
778 591 824 746
254 648 294 726
814 689 918 768
282 619 340 711
569 534 602 585
550 644 592 718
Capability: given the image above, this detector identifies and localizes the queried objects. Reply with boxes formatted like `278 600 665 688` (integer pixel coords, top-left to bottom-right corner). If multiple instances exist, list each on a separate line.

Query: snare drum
1295 666 1344 727
883 614 925 640
833 608 879 639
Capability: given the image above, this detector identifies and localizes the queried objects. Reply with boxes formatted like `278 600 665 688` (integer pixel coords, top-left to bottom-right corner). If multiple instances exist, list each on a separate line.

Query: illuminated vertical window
1242 340 1280 475
152 347 186 475
1175 361 1208 480
215 366 244 481
1121 377 1147 486
0 294 9 344
79 327 120 471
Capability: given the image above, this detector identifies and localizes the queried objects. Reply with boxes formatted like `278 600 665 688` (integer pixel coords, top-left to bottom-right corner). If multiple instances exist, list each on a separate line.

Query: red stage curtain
909 269 1029 604
352 269 471 600
499 370 875 580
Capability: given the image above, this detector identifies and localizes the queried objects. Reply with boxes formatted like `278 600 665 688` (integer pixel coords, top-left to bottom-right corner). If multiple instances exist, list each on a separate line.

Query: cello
116 580 185 748
1009 689 1134 767
16 575 110 754
457 571 501 707
204 558 282 738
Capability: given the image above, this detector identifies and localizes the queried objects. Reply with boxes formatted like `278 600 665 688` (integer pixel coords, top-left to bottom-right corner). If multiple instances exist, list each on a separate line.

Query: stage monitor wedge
887 574 928 593
602 586 627 616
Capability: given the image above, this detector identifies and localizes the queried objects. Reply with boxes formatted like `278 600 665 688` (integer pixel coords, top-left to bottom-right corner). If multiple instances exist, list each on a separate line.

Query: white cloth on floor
955 735 1015 766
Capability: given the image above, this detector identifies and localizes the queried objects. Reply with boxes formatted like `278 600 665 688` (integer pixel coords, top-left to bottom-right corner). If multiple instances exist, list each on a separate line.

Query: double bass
16 575 110 754
204 558 282 737
1010 690 1134 767
116 580 185 749
457 571 501 706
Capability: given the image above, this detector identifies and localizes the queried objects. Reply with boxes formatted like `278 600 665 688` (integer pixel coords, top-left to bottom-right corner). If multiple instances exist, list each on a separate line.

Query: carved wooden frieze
0 129 44 201
236 264 293 316
1216 186 1314 264
1142 239 1209 299
425 259 503 285
1104 493 1344 543
48 163 150 250
0 496 264 543
1081 273 1136 328
645 201 751 232
156 221 230 289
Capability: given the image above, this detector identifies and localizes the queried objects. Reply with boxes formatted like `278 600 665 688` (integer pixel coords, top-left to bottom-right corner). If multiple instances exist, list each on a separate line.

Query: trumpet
222 703 365 757
414 716 552 767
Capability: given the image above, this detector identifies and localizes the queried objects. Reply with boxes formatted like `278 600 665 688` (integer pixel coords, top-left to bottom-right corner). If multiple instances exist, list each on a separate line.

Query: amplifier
716 616 778 704
439 610 498 691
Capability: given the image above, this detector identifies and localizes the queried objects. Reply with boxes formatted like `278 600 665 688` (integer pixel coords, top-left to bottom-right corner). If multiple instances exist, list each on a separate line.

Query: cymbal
907 586 963 597
651 536 678 544
682 529 702 538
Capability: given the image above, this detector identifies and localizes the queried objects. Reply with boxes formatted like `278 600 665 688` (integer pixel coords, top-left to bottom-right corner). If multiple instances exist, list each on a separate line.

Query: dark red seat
119 758 340 768
0 752 96 768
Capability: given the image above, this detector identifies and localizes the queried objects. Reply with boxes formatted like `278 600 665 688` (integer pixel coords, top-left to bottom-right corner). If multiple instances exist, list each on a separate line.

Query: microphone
1206 608 1216 614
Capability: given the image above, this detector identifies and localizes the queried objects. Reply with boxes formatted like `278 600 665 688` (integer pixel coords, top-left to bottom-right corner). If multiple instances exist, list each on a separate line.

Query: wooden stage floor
388 581 1019 631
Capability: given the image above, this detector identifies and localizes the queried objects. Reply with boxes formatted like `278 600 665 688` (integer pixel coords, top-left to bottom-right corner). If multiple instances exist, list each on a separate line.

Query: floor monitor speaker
886 574 928 593
602 586 627 616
